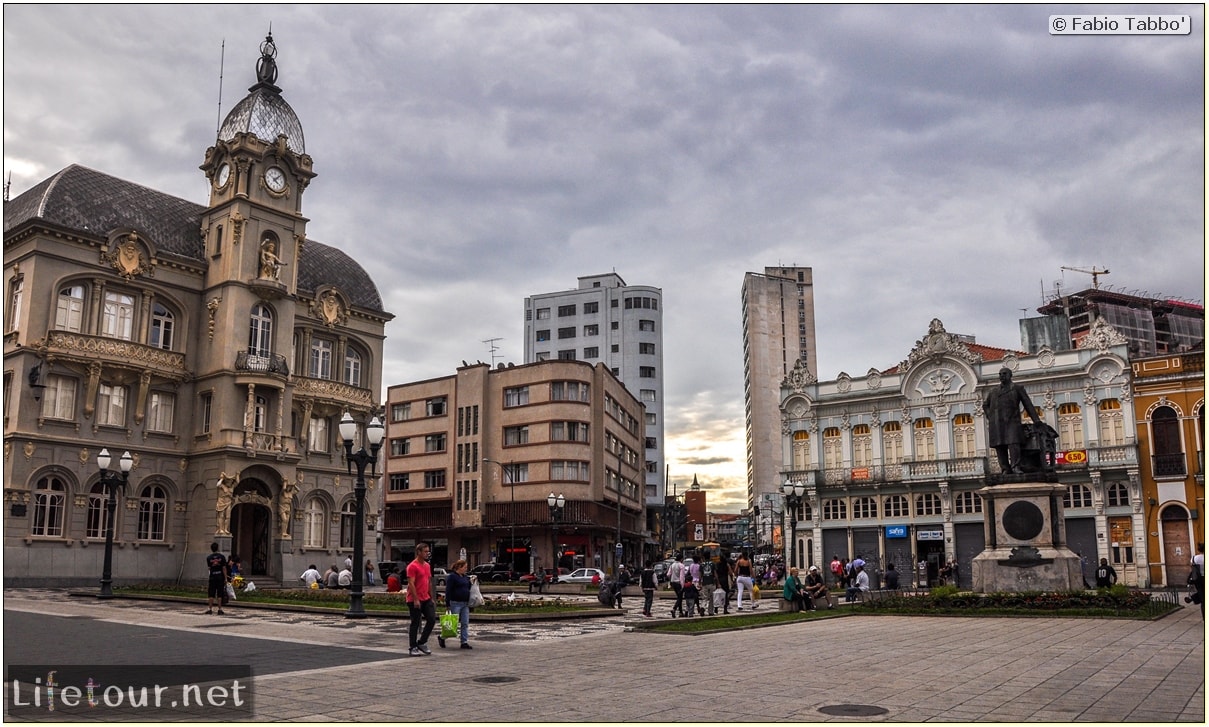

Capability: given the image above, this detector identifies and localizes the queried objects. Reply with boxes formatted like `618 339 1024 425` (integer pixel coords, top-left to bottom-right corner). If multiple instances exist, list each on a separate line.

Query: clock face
215 163 231 188
264 166 287 193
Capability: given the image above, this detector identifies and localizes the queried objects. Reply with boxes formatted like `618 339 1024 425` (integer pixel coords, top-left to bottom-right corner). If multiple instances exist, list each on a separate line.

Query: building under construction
1021 286 1204 357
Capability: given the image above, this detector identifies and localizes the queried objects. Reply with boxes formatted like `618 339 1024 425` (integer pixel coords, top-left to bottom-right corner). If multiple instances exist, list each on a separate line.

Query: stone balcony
34 330 189 380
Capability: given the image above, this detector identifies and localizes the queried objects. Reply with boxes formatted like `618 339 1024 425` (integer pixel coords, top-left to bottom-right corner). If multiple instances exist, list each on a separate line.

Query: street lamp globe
366 416 385 446
339 411 357 443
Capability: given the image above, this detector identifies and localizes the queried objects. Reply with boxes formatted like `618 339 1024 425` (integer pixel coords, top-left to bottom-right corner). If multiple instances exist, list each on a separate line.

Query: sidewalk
4 589 1204 722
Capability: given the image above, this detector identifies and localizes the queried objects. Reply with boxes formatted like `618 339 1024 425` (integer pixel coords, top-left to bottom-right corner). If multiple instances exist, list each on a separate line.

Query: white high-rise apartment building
742 267 817 509
524 273 665 506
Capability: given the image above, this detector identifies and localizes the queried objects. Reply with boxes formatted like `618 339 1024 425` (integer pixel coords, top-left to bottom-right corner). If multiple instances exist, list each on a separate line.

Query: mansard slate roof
4 165 385 313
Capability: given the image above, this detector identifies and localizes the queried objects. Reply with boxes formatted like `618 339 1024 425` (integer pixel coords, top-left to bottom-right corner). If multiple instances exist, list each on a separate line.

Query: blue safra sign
885 525 908 539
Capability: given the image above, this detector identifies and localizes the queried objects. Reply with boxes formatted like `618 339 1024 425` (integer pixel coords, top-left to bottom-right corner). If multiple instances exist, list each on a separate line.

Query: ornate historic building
1131 348 1205 587
3 35 392 587
777 318 1141 588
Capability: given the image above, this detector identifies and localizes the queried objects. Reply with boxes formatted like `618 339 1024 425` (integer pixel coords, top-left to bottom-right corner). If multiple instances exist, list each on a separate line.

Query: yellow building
1132 350 1205 586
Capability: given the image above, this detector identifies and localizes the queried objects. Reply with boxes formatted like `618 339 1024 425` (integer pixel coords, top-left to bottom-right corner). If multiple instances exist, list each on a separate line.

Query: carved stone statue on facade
259 238 284 280
279 478 299 539
216 472 237 535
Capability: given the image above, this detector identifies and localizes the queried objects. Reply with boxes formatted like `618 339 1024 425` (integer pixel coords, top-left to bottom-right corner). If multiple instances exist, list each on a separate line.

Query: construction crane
1061 266 1110 289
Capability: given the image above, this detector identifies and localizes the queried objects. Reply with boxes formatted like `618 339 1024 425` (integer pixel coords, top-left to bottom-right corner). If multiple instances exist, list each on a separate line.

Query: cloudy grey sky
4 4 1204 512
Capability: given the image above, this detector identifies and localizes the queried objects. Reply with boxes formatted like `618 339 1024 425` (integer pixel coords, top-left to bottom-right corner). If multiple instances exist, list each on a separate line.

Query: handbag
468 577 485 607
225 582 237 602
440 611 459 639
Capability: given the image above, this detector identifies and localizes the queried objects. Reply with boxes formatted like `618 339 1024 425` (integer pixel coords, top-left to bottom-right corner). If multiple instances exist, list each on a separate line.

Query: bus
698 542 723 564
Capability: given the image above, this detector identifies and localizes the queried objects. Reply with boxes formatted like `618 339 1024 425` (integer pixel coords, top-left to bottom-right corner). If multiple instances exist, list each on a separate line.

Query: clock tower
199 32 315 297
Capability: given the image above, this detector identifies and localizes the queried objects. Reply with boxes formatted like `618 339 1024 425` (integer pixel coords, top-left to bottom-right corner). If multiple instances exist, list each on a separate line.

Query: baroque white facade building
778 318 1143 588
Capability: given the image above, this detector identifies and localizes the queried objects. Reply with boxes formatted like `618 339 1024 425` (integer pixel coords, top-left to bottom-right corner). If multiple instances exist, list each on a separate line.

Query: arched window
1106 482 1129 507
822 427 842 469
952 413 976 458
344 348 363 387
303 498 326 548
823 499 847 520
883 421 903 464
1098 399 1125 446
32 476 67 537
883 494 909 518
55 285 85 332
1151 406 1184 477
339 501 356 549
86 482 112 539
137 485 167 541
249 303 273 357
150 303 175 350
852 496 877 519
1064 484 1093 509
1058 403 1084 450
915 492 942 516
913 418 936 460
852 424 872 467
101 291 135 340
955 491 983 514
791 430 811 471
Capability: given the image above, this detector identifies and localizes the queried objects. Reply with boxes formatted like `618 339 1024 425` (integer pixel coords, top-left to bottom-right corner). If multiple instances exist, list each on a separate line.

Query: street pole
781 479 805 570
547 493 565 579
339 412 384 619
616 450 623 573
96 449 132 598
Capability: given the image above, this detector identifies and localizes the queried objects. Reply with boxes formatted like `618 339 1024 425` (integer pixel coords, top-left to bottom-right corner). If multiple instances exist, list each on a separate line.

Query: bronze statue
984 367 1042 474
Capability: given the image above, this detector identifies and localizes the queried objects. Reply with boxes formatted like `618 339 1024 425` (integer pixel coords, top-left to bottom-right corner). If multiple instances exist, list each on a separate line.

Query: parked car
469 563 516 582
432 568 448 587
558 567 607 584
518 568 569 584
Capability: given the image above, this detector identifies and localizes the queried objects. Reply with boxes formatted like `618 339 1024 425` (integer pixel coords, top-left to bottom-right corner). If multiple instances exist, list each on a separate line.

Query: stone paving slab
3 589 1204 723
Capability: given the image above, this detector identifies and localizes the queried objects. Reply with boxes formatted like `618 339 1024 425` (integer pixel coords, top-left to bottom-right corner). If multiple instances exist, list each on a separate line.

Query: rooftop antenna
214 39 227 139
3 172 10 203
483 338 503 367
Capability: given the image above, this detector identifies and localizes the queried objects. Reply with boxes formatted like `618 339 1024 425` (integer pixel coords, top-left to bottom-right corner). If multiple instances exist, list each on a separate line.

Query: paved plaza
3 588 1204 723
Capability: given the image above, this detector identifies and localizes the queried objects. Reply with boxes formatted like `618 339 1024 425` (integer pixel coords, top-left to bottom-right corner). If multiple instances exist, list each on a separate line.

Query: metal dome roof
217 32 305 154
218 87 305 154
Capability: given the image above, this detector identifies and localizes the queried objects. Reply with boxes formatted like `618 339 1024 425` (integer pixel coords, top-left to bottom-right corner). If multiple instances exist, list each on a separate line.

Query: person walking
443 559 474 649
406 543 437 656
700 556 718 614
1094 558 1118 588
735 551 755 611
830 554 843 586
639 561 658 617
715 553 734 615
204 542 229 615
667 554 686 617
1192 543 1205 618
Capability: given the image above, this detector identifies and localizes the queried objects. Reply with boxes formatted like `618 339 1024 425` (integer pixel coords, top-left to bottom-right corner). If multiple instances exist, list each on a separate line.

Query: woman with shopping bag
442 560 474 650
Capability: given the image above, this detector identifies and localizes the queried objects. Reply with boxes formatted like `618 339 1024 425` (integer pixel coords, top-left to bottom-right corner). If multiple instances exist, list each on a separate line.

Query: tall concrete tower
741 266 817 509
523 273 665 507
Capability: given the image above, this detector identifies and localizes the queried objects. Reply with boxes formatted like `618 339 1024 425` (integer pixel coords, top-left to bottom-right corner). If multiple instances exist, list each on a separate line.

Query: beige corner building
381 360 646 574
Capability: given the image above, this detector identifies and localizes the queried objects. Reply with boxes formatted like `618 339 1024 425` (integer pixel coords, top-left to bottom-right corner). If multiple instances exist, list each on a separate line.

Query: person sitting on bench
804 565 832 609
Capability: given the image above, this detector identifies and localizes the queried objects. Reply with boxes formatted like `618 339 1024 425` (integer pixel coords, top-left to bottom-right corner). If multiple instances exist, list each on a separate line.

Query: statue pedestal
971 482 1083 593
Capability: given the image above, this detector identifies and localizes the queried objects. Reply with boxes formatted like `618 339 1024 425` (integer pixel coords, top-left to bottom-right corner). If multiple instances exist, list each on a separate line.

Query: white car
558 568 607 584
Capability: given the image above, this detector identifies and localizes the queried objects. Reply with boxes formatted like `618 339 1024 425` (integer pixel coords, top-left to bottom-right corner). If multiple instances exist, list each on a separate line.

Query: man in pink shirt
406 542 436 656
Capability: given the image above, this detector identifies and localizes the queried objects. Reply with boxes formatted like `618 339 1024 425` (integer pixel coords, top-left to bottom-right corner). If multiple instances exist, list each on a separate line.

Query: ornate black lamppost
339 411 384 619
547 492 565 575
97 448 132 598
781 479 806 570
